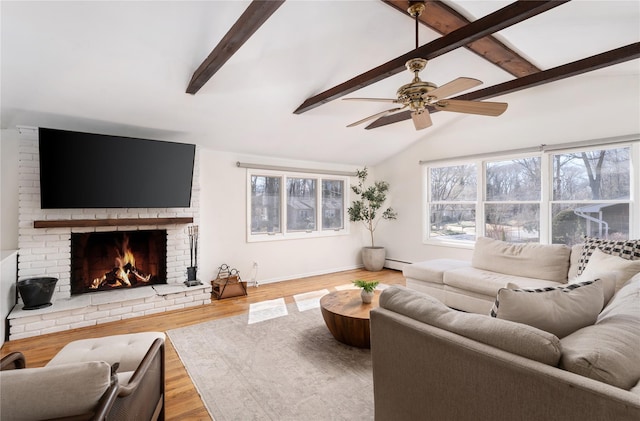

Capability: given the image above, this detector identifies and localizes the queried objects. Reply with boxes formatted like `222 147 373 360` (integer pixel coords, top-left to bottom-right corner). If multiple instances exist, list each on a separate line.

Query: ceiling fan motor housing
397 58 436 111
397 81 437 111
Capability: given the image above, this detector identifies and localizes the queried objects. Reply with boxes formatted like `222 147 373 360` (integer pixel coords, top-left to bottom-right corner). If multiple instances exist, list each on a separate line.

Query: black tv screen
39 128 195 209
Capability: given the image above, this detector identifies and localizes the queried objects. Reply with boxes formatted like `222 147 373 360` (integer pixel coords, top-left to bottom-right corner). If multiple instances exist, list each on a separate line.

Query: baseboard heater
384 258 411 271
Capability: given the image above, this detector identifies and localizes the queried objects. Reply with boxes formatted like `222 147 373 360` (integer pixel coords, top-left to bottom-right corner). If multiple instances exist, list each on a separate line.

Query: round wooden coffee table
320 289 381 348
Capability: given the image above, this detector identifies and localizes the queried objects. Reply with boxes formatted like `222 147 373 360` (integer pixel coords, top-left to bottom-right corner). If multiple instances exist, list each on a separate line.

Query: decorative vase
17 277 58 310
362 246 386 271
361 289 374 304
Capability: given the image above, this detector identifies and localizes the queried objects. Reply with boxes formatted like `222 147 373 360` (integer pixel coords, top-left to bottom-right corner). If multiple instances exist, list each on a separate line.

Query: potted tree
348 167 397 271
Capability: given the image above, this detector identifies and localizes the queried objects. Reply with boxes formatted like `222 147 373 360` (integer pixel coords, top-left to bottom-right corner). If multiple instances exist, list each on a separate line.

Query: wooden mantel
33 217 194 229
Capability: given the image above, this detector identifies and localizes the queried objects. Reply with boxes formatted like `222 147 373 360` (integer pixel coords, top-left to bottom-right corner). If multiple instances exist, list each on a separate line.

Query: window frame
246 169 350 242
423 141 639 247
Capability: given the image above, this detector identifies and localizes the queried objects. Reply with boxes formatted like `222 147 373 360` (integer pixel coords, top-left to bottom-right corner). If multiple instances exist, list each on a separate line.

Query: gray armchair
1 332 165 421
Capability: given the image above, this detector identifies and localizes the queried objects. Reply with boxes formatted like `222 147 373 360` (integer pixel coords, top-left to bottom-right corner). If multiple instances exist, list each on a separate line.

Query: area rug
167 301 374 421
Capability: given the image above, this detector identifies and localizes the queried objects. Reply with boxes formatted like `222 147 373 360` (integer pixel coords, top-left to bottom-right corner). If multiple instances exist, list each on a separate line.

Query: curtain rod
236 162 356 177
419 134 639 165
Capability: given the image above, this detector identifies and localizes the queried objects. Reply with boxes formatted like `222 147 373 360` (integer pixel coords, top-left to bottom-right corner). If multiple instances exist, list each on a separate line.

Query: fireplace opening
71 230 167 295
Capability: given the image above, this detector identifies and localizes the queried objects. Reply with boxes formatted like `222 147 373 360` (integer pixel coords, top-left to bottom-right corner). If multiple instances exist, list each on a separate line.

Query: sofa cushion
472 237 571 282
380 285 562 366
47 331 165 373
0 361 112 421
579 248 640 292
402 259 470 284
560 274 640 390
490 280 604 338
444 266 562 297
577 237 640 275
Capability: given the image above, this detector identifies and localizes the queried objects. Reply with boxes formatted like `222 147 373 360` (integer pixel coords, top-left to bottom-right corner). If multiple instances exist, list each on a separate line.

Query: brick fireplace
9 133 211 340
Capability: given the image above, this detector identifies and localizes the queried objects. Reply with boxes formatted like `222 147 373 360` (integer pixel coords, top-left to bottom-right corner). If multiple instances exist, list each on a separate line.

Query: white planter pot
362 247 386 272
361 289 374 304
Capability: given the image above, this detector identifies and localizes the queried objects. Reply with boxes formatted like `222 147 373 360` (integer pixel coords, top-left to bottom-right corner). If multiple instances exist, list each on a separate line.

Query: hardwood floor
1 268 405 420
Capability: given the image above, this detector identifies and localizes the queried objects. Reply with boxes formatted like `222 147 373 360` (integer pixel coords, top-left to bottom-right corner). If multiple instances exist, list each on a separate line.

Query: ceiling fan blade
347 107 404 127
343 97 398 103
426 77 482 100
434 99 508 116
411 110 432 130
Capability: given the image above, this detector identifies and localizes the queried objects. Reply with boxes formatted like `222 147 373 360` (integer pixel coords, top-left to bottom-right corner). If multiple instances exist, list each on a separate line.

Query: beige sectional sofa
402 236 625 313
370 274 640 421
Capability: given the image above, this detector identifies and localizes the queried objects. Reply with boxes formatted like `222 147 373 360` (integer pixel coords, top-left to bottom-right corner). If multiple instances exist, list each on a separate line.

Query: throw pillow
560 275 640 390
577 237 640 275
580 248 640 292
490 280 604 338
380 285 562 366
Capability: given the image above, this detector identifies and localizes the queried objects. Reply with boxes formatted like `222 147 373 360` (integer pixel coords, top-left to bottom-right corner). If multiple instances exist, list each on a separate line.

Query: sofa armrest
1 351 26 370
370 307 640 421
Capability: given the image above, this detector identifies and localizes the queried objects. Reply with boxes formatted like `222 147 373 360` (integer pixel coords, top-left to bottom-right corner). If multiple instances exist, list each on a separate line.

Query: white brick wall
12 132 205 338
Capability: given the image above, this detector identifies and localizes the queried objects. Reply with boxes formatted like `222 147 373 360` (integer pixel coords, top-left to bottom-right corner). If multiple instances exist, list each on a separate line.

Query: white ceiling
2 0 639 166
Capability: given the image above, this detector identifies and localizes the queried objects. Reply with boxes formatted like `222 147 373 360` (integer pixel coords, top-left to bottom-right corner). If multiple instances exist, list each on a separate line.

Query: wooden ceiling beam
382 0 541 78
186 0 285 95
366 42 640 129
293 0 567 114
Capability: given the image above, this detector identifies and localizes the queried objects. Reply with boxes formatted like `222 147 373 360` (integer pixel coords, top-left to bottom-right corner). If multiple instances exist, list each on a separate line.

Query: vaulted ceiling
2 1 639 165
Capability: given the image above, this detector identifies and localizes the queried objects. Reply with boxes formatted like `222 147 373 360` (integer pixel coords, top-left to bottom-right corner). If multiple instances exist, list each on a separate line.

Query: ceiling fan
344 1 508 131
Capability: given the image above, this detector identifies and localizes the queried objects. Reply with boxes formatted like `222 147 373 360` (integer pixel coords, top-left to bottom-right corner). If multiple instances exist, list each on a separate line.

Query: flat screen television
39 128 196 209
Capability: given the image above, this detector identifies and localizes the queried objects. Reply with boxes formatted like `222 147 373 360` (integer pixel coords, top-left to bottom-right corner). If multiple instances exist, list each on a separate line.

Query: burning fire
91 235 151 289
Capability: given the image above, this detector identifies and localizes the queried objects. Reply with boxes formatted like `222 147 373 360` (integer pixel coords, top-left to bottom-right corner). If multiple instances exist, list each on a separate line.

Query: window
551 147 631 245
428 164 477 241
250 175 281 234
425 143 638 246
287 178 316 232
322 180 345 230
485 157 541 242
248 170 348 241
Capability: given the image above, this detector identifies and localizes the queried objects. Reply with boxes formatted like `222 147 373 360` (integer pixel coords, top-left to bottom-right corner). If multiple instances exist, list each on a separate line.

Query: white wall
0 129 368 289
1 129 19 251
374 70 640 264
196 149 366 285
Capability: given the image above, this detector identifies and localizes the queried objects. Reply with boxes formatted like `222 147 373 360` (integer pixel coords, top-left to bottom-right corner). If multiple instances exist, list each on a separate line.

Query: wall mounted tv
39 128 196 209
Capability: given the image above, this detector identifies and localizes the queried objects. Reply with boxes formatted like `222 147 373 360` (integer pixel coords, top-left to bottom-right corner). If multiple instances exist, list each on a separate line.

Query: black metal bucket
17 277 58 310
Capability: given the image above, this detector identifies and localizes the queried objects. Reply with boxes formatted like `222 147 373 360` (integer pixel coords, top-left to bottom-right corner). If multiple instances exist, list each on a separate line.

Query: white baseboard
384 258 411 271
256 264 363 286
254 260 410 286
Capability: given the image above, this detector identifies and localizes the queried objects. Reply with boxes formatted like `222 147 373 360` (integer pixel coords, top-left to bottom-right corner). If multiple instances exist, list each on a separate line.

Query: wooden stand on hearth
211 264 247 300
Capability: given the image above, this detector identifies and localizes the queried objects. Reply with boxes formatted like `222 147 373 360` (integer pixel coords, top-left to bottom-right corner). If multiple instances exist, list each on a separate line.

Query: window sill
247 229 349 243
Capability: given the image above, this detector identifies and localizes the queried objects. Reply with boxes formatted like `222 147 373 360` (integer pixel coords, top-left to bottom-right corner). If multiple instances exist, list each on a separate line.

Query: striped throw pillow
577 237 640 275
